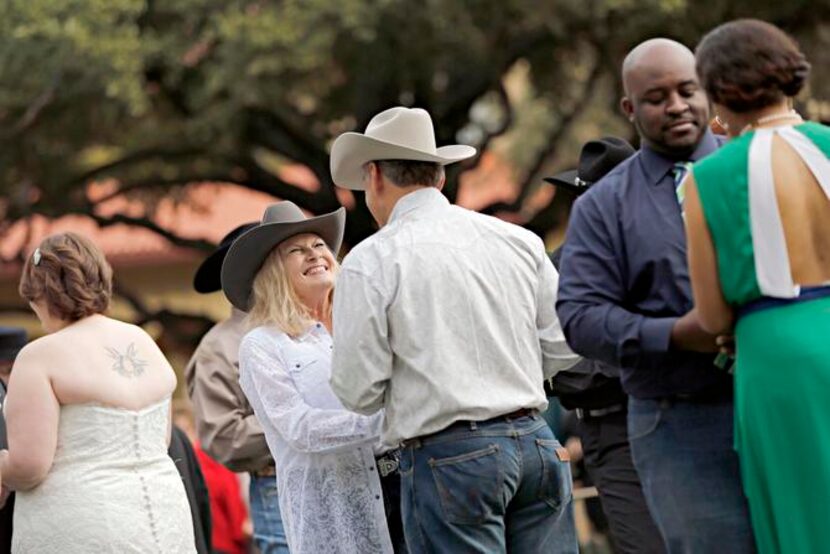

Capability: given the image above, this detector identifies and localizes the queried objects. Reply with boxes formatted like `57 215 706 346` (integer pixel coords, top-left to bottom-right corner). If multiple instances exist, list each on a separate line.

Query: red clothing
194 444 249 554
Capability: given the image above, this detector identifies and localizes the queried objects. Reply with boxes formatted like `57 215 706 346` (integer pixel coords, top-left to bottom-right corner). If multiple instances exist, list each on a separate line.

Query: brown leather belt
502 407 535 420
400 407 537 448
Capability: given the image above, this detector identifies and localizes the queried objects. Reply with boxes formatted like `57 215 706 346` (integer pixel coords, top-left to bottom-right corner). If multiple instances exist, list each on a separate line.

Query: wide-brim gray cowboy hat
330 106 477 190
221 201 346 311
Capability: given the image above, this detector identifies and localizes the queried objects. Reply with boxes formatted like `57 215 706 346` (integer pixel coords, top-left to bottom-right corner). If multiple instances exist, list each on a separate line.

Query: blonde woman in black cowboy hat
221 202 393 554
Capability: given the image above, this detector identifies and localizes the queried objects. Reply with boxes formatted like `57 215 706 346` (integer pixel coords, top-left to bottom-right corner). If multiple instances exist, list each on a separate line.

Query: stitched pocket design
536 439 573 512
428 444 503 525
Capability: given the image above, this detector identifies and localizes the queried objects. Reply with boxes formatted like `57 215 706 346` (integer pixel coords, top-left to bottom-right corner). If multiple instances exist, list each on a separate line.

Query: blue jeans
249 475 290 554
399 414 577 554
627 398 756 554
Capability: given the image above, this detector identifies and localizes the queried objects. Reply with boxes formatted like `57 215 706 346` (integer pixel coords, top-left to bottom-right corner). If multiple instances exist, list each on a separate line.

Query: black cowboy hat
193 222 258 294
544 137 635 194
221 202 346 311
0 326 27 362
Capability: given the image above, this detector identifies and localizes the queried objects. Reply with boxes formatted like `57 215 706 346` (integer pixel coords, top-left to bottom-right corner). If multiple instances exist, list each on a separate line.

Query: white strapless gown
12 398 196 553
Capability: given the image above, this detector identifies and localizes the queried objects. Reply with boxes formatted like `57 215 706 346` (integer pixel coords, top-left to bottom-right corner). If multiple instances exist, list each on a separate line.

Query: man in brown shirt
185 223 289 553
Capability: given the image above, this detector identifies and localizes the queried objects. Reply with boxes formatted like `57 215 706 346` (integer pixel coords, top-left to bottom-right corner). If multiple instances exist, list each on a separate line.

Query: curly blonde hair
19 232 113 321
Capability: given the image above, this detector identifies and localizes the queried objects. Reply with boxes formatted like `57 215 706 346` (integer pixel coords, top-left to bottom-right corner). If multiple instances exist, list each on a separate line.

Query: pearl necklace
740 110 803 135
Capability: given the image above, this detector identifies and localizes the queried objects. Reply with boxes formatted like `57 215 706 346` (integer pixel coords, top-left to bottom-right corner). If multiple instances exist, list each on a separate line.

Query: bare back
40 315 176 410
772 134 830 286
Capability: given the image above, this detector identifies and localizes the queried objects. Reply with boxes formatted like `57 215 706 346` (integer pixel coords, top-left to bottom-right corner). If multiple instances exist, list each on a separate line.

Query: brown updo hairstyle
696 19 810 113
19 232 113 321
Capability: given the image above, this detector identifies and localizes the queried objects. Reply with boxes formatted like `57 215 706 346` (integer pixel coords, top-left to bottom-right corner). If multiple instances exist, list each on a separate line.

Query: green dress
693 121 830 554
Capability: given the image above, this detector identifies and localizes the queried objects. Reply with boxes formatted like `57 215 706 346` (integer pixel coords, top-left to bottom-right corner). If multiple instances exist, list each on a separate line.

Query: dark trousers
379 467 408 553
579 409 665 554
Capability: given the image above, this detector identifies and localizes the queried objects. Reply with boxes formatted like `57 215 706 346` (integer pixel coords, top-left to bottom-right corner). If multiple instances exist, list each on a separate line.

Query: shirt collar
387 187 449 224
297 321 330 341
640 129 719 185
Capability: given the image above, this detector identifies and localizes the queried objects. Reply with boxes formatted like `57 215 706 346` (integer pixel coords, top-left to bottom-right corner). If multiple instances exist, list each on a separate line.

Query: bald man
557 39 756 553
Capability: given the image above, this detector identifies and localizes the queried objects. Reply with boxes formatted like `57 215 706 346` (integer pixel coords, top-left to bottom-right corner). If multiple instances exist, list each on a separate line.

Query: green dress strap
691 133 760 306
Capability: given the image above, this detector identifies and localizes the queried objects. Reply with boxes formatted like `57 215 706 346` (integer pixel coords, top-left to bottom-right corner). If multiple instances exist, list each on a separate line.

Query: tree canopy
2 0 830 256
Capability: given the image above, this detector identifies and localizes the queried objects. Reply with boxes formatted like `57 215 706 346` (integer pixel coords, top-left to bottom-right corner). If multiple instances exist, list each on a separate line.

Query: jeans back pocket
428 444 503 525
535 439 573 513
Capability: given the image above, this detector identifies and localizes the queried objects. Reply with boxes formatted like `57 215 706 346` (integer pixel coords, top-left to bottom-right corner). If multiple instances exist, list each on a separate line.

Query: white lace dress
12 398 196 553
239 324 392 554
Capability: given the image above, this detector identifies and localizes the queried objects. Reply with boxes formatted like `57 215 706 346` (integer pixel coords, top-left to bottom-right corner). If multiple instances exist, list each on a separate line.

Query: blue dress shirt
556 130 733 399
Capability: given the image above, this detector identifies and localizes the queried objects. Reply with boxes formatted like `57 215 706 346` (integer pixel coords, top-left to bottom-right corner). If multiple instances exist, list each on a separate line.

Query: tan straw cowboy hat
221 201 345 311
329 106 477 190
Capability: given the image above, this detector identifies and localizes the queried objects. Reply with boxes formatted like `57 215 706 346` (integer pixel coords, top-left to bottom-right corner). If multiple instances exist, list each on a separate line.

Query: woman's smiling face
277 233 336 302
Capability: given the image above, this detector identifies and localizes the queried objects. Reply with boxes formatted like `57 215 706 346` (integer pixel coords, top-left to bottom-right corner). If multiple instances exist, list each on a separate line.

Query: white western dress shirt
239 324 392 554
331 187 580 446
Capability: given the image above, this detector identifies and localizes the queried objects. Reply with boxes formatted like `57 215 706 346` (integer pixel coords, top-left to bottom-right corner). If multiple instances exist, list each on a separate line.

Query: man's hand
716 335 735 356
670 310 720 353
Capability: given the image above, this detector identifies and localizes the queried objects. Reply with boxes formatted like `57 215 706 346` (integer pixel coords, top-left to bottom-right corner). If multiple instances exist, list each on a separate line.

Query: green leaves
1 0 828 247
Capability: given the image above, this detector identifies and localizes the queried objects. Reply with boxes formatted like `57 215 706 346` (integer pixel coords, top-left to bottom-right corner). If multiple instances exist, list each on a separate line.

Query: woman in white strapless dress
0 232 195 553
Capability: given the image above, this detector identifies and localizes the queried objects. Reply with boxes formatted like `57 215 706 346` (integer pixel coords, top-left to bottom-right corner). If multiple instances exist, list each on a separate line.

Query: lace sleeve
239 331 383 454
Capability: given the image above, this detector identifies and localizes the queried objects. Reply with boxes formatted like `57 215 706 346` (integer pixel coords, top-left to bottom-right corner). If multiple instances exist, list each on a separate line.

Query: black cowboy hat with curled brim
193 222 258 294
0 326 27 362
221 202 346 312
544 136 636 195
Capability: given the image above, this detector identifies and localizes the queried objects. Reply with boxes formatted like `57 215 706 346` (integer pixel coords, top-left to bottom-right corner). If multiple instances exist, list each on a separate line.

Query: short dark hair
375 160 444 188
19 232 113 321
696 19 810 113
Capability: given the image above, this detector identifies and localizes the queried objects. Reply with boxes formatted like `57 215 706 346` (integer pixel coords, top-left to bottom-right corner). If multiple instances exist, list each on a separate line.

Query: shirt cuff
639 316 679 354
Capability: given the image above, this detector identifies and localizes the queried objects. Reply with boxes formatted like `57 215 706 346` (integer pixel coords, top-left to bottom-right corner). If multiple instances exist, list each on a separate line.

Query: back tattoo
106 343 148 378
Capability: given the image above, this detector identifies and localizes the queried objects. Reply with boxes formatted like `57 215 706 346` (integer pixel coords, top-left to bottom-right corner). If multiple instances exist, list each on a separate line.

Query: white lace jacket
238 324 392 554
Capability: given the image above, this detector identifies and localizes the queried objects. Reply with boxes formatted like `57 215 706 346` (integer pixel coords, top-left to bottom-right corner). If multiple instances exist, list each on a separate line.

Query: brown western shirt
185 308 273 473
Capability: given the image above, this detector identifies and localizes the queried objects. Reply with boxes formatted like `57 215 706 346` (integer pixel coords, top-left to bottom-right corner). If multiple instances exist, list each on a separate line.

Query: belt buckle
376 452 400 477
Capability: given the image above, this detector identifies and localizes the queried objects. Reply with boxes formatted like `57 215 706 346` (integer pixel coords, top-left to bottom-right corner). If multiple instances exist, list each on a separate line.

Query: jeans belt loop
400 437 421 450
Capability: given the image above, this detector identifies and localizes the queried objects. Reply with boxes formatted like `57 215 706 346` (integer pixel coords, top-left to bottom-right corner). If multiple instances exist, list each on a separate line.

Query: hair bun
780 59 810 97
696 19 810 113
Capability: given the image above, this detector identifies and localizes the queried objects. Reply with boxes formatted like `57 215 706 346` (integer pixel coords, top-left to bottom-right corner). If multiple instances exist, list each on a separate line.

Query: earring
714 115 729 132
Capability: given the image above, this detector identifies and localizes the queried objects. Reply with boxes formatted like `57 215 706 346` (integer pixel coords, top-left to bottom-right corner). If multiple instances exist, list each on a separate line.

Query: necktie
672 161 693 208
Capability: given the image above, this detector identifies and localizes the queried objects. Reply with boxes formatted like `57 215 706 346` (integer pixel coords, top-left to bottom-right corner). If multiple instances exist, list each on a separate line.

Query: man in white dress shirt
329 107 582 553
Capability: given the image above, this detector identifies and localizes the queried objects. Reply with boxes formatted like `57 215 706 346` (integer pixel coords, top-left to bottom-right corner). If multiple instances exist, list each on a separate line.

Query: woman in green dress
684 19 830 554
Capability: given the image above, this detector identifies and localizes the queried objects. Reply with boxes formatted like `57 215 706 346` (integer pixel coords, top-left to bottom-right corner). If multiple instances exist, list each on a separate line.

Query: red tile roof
0 153 522 277
0 182 279 277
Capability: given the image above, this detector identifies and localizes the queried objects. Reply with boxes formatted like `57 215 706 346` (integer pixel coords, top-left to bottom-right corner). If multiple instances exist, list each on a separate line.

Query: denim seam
427 444 499 467
409 450 430 552
516 432 524 483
